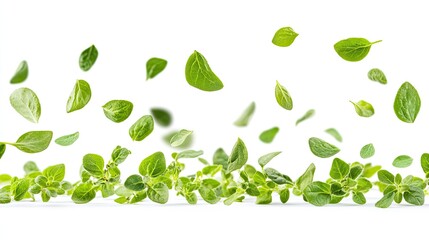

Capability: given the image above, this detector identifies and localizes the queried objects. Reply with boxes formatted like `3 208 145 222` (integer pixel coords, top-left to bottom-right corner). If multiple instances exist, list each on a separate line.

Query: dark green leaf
79 45 98 71
185 50 223 91
124 174 145 191
375 191 395 208
352 192 366 205
279 188 290 203
0 144 5 159
378 170 395 184
10 60 29 84
404 186 425 206
421 153 429 174
303 181 331 206
150 108 172 127
82 154 104 177
394 82 421 123
265 168 292 185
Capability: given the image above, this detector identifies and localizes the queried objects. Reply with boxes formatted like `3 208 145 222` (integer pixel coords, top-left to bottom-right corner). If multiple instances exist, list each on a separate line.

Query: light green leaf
148 182 169 204
296 163 316 192
329 158 350 180
375 191 395 208
79 45 98 71
303 181 331 206
174 150 203 160
55 132 79 146
265 168 292 185
392 155 413 168
139 152 166 178
170 129 193 147
362 163 381 178
259 127 279 143
352 192 366 205
368 68 387 84
14 178 30 201
275 80 293 110
10 87 41 123
111 146 132 165
226 138 248 174
185 50 223 91
5 131 53 153
404 186 425 206
350 100 374 117
296 109 315 126
377 170 395 184
150 108 172 127
43 164 65 182
129 115 154 141
23 161 39 174
421 153 429 174
66 80 91 113
82 154 104 177
360 143 375 159
325 128 342 142
394 82 421 123
258 151 281 168
0 144 6 159
272 27 298 47
334 38 381 62
308 137 340 158
146 57 167 80
102 100 133 123
10 60 29 84
72 182 96 204
234 102 256 127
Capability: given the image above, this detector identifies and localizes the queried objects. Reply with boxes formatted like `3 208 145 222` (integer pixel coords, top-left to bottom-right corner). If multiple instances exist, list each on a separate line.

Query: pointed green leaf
185 50 223 91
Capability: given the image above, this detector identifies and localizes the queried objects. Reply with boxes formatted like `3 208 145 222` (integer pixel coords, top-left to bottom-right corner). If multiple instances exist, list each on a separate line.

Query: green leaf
404 186 425 206
43 164 65 182
150 108 172 127
0 174 12 183
368 68 387 84
111 146 132 165
296 163 316 192
360 143 375 159
420 153 429 174
392 155 413 168
202 165 222 176
308 137 340 158
55 132 79 146
303 181 331 206
362 163 381 178
259 127 279 144
7 131 53 153
356 178 372 192
10 60 29 84
185 192 198 204
275 80 293 110
129 115 154 141
146 57 167 80
101 183 114 198
24 161 39 174
234 102 256 127
174 150 203 160
170 129 193 147
394 82 421 123
139 152 166 178
375 191 395 208
296 109 315 126
350 100 374 117
279 188 290 203
349 165 363 179
352 192 366 205
199 181 221 204
79 45 98 71
226 138 248 174
185 50 223 91
82 154 104 177
9 87 41 123
325 128 342 142
258 151 281 168
0 144 5 159
329 158 350 180
148 182 169 204
256 189 272 204
66 80 91 113
272 27 298 47
265 168 292 185
223 188 245 206
102 100 133 123
213 148 228 170
72 182 96 204
14 178 30 201
378 170 395 184
124 174 145 191
333 38 381 62
198 158 209 165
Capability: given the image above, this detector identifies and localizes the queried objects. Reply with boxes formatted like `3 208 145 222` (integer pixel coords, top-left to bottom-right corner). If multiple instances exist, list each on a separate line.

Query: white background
1 0 428 239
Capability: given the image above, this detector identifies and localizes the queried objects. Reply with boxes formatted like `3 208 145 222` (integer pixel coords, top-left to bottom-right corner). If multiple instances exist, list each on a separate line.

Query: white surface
0 0 428 239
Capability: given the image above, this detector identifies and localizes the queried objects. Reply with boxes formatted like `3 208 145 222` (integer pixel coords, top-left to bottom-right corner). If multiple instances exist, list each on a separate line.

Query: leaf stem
372 40 382 44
